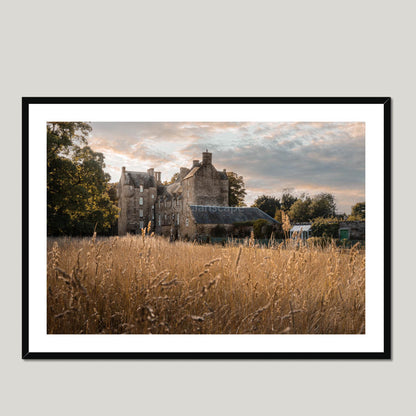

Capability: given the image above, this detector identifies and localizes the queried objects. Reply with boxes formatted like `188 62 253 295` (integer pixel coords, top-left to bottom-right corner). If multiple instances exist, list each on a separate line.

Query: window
139 209 143 217
177 213 180 225
139 221 144 229
158 215 161 226
152 211 154 220
151 194 154 199
158 200 161 208
185 218 189 227
176 198 180 206
139 185 143 193
139 197 143 205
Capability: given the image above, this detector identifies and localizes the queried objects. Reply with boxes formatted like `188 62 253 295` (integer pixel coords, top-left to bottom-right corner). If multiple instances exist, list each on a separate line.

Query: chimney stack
192 160 200 167
147 168 155 177
202 150 212 165
155 171 161 183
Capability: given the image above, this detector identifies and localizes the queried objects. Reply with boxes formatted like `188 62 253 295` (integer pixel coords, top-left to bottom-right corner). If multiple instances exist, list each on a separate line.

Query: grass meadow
47 234 365 334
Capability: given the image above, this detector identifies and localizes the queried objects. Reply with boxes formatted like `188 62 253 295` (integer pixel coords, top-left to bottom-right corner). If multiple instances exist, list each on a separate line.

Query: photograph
23 98 390 358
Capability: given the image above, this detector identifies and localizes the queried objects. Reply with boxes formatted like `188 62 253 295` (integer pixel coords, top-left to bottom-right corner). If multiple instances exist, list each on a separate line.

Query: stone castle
117 151 277 239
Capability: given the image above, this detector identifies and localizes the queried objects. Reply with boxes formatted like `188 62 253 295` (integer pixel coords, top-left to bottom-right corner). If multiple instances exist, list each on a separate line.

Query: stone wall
118 169 157 235
119 151 229 237
182 163 228 206
339 221 365 240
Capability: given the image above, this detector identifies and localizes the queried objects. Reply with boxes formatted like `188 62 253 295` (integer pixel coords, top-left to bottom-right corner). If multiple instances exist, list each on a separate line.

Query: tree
274 208 283 223
251 195 280 217
309 192 336 219
227 172 247 207
348 202 365 220
163 172 180 185
107 183 118 205
47 122 118 236
280 189 298 211
289 198 312 222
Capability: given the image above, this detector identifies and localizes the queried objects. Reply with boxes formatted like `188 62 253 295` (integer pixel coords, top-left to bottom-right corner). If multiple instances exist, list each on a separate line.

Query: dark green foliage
289 198 312 222
311 217 340 238
210 225 227 237
281 190 298 211
288 192 337 222
349 202 365 220
251 195 280 217
231 220 253 238
253 219 273 239
227 172 247 207
310 192 336 218
47 122 118 236
232 220 255 227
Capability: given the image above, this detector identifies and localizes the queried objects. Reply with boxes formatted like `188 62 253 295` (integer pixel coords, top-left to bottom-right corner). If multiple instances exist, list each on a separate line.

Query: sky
88 122 365 214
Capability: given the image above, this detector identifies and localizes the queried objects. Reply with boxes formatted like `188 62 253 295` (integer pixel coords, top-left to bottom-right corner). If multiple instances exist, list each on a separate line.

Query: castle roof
183 166 228 180
189 206 279 225
166 181 182 195
125 171 156 188
183 166 200 180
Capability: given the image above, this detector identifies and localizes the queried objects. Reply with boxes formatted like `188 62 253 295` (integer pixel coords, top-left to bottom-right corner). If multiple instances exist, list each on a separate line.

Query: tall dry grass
47 234 365 334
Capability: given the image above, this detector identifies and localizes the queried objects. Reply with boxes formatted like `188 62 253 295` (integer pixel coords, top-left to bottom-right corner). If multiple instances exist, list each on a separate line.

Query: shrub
311 217 340 238
232 220 255 227
253 219 273 239
210 224 227 237
232 220 254 238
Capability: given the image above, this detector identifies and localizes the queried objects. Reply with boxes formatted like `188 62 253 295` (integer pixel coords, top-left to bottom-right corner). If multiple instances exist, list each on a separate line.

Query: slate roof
189 206 279 225
183 166 200 180
125 171 156 188
183 166 228 180
166 181 182 195
219 171 228 180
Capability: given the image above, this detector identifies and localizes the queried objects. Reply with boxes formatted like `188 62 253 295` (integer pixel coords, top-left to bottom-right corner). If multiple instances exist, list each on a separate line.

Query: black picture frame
22 97 391 359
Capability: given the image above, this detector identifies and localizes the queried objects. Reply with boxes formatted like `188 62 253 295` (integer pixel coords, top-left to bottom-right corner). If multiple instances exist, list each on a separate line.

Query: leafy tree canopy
348 202 365 220
251 195 280 217
227 172 247 207
274 208 283 223
310 192 336 219
280 189 298 211
47 122 118 236
289 197 312 222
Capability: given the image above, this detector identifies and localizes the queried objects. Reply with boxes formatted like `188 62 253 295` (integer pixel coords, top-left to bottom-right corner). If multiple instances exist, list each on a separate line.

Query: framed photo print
22 97 391 358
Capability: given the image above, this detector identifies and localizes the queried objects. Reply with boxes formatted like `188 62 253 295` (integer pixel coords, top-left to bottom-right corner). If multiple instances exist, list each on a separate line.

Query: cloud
88 122 365 214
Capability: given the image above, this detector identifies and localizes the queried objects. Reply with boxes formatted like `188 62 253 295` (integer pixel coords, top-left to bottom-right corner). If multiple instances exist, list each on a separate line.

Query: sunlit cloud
89 122 365 214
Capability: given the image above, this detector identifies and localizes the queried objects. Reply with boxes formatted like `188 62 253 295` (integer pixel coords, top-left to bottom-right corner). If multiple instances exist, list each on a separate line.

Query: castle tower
202 150 212 165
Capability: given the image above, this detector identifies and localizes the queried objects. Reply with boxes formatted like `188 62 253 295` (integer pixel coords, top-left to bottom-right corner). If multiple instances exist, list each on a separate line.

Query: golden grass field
47 234 365 334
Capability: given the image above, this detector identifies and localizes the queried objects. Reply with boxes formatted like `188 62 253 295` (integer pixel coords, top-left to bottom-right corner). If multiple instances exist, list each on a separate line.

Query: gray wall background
1 1 412 415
